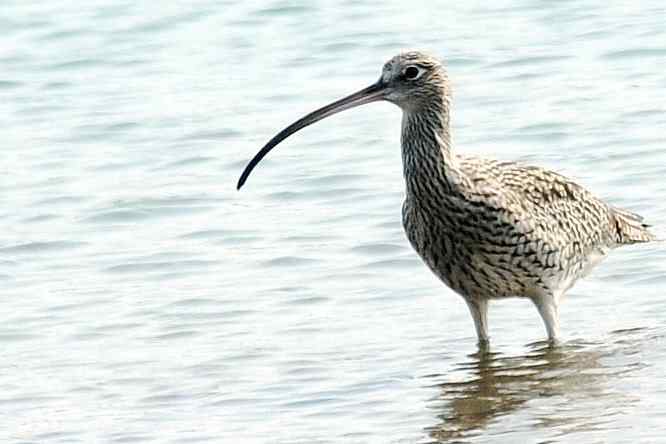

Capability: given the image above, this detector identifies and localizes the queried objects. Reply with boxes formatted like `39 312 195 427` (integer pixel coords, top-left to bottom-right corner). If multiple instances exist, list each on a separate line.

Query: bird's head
380 51 450 111
237 51 449 189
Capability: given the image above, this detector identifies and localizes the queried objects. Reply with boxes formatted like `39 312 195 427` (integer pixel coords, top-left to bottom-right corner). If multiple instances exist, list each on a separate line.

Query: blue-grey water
2 1 666 443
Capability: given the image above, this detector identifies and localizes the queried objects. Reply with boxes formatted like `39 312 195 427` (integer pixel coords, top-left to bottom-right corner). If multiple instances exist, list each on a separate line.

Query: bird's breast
401 199 561 298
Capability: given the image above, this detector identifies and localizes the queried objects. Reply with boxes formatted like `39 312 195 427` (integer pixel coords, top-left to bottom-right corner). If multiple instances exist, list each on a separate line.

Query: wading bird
237 51 654 346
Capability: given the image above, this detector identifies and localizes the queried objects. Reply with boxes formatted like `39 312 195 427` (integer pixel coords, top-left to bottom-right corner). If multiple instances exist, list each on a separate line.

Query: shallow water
2 1 666 443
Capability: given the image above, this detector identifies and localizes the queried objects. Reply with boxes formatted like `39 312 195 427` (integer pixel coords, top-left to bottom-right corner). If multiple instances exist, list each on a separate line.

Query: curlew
237 51 655 346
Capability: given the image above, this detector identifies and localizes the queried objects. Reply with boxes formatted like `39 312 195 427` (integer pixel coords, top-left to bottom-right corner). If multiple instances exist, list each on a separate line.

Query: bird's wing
458 157 618 250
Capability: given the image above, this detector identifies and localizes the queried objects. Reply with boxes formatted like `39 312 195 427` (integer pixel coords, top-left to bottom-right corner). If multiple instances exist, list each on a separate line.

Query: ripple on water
92 322 144 334
0 330 40 342
362 257 420 270
447 56 484 67
179 229 262 247
265 190 311 202
46 297 115 314
350 242 406 256
489 54 573 69
252 4 312 17
262 256 320 267
302 173 366 187
35 28 95 42
602 47 666 60
307 186 366 200
282 234 339 244
166 297 220 308
84 209 153 223
40 80 73 90
157 309 251 323
32 431 82 442
47 58 107 71
85 198 216 223
150 330 200 341
89 160 148 172
279 295 329 307
129 9 210 34
108 433 154 443
22 214 61 223
178 128 241 141
104 259 218 274
0 240 86 255
0 80 23 89
180 229 235 240
72 122 142 141
155 156 217 171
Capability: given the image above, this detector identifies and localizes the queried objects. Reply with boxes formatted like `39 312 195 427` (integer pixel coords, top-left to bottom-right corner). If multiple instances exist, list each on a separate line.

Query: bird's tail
612 207 656 244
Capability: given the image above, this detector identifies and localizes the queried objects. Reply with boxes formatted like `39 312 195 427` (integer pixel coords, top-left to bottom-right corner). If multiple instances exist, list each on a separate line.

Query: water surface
2 1 665 443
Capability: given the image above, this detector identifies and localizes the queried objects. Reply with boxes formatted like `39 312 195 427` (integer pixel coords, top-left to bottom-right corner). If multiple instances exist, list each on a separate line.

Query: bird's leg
464 298 489 346
531 293 561 344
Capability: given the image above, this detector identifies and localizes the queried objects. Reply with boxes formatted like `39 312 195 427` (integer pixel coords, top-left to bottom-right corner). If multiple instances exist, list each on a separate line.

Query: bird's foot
527 337 562 351
476 337 491 353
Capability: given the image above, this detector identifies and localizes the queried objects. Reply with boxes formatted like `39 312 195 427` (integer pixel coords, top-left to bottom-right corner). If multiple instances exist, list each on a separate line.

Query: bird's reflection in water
424 329 653 443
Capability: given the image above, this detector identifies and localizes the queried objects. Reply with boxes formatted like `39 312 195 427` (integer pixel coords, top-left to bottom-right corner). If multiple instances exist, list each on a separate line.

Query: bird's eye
404 65 423 80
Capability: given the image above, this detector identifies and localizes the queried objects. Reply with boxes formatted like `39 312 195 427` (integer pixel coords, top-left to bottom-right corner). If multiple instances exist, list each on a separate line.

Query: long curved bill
237 80 386 190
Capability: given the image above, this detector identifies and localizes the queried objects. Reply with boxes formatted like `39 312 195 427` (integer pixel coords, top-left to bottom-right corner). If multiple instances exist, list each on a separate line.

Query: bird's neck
401 105 460 198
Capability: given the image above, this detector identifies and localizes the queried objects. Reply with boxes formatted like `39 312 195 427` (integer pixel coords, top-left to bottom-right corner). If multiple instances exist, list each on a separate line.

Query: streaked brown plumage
237 50 655 346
